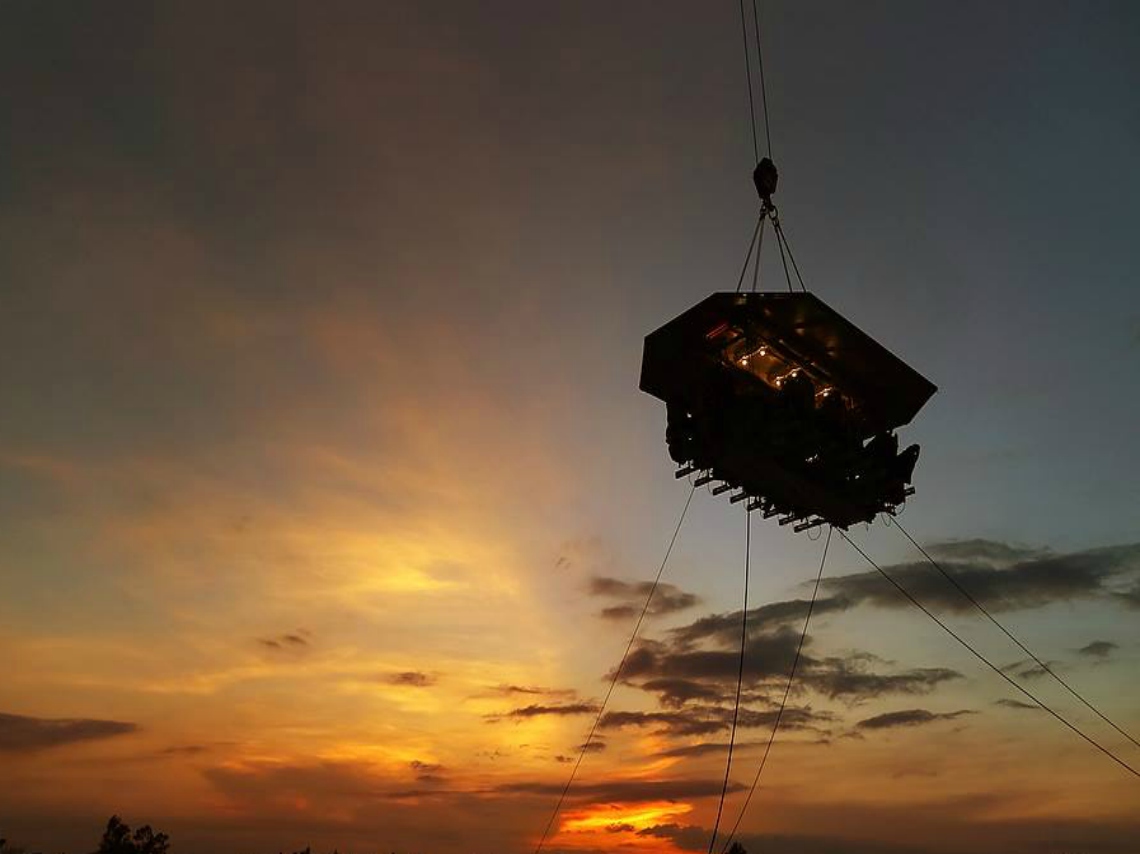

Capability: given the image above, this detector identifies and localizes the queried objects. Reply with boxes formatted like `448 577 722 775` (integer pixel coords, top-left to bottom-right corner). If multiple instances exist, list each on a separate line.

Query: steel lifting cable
772 218 808 292
740 1 808 298
750 214 767 292
718 526 834 854
771 210 795 293
532 485 698 854
738 0 759 163
735 213 765 294
892 519 1140 752
840 531 1140 780
707 510 753 853
751 0 773 159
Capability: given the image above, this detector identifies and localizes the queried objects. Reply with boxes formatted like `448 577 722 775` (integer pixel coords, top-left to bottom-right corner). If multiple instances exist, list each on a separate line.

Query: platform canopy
640 292 936 436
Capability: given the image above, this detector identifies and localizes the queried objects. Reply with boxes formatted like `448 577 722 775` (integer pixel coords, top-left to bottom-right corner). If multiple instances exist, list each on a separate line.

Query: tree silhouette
726 844 748 854
95 817 169 854
0 836 33 854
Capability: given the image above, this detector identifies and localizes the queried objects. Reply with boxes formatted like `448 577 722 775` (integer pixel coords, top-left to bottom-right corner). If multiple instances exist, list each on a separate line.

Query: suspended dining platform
640 291 937 530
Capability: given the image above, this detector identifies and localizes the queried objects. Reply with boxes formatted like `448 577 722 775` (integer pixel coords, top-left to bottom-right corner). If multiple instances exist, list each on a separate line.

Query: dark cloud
496 777 744 802
638 678 729 708
638 542 1139 683
387 671 436 687
489 684 576 699
1000 659 1054 680
653 740 765 759
616 630 805 686
159 744 210 756
806 663 962 701
0 711 137 752
606 823 637 835
259 629 312 652
488 703 599 722
616 632 960 705
600 704 831 737
1077 640 1118 658
926 539 1045 564
1114 583 1140 608
635 823 710 852
825 542 1140 614
994 699 1042 712
589 576 700 619
543 740 606 759
669 597 851 648
855 709 974 731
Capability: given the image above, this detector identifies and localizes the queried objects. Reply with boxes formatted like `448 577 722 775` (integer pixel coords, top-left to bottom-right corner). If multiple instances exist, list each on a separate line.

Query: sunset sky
2 3 1139 853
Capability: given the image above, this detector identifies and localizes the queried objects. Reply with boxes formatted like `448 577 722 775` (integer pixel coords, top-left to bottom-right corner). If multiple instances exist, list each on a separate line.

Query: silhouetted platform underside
640 292 937 530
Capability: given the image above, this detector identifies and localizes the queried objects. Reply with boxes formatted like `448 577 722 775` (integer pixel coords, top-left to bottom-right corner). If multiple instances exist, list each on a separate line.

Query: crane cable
738 0 759 163
892 519 1140 752
772 211 795 294
751 0 773 159
772 218 808 293
739 0 809 296
734 213 764 294
740 0 773 160
840 531 1140 780
717 526 834 854
751 214 767 292
707 509 753 853
532 485 698 854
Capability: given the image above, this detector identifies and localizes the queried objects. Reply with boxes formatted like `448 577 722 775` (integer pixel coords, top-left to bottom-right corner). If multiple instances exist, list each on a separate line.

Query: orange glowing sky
1 3 1139 854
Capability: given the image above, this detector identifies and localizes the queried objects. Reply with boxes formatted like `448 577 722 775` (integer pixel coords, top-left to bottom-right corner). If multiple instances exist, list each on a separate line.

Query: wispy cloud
1000 659 1056 680
485 684 577 699
386 671 437 688
0 711 137 752
1076 640 1118 659
824 542 1140 614
614 631 960 705
600 704 831 737
995 699 1043 712
925 539 1046 564
669 596 850 648
258 629 312 652
855 708 975 731
488 703 599 722
589 576 700 620
496 777 744 802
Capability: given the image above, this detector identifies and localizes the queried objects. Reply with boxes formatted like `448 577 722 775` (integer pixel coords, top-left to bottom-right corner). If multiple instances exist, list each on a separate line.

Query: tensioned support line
707 509 752 853
533 485 698 854
719 526 834 853
893 519 1140 753
840 531 1140 780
